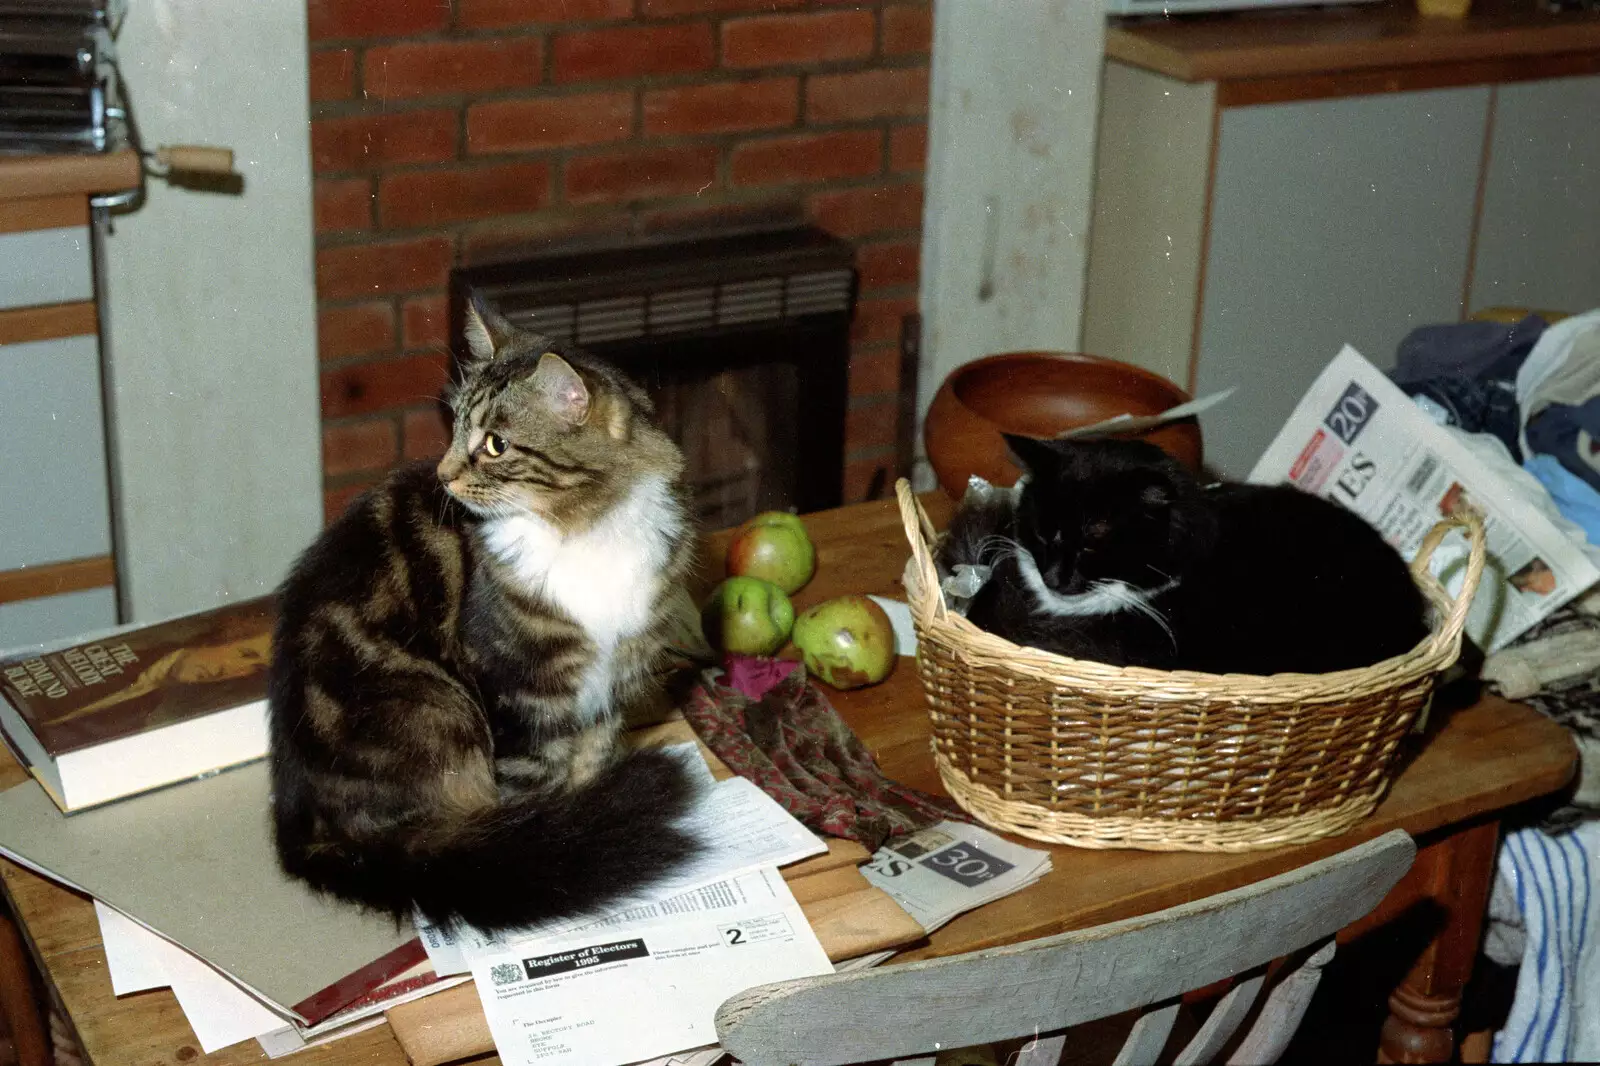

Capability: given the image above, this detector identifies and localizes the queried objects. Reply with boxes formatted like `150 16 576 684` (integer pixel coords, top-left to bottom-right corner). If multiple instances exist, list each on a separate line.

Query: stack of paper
94 905 460 1056
416 753 826 973
0 758 428 1055
6 736 839 1063
413 750 838 1066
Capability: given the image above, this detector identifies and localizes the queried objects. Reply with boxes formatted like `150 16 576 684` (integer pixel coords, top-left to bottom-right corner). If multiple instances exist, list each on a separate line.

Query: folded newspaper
841 820 1053 971
1250 345 1600 652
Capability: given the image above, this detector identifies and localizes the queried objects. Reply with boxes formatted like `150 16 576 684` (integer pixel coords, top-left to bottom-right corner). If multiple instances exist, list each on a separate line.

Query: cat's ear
462 292 516 367
1002 433 1060 476
532 352 591 425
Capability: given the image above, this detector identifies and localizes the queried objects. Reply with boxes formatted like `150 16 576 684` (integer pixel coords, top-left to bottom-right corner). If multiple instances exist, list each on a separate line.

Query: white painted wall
101 1 322 620
916 0 1106 481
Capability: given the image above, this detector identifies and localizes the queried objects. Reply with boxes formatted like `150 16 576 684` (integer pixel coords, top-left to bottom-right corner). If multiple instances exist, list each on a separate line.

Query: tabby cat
268 299 700 930
940 434 1429 674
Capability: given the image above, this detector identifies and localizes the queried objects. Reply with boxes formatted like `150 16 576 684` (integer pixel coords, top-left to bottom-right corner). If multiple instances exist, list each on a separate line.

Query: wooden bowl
923 351 1203 498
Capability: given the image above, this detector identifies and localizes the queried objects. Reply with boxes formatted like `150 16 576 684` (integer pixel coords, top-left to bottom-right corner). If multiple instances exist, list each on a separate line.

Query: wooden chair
716 829 1415 1066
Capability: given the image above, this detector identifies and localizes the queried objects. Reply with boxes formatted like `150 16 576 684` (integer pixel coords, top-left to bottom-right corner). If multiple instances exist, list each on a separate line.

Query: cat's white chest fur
481 475 681 720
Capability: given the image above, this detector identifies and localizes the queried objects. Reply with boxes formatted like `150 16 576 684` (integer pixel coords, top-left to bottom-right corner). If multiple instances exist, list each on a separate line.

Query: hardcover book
0 596 275 812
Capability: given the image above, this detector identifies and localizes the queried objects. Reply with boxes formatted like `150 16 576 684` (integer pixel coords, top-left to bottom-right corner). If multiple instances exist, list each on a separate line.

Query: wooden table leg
1378 819 1501 1065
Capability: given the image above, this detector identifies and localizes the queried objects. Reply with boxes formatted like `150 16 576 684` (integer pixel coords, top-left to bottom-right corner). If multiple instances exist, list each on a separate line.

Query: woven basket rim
935 755 1384 852
895 479 1485 700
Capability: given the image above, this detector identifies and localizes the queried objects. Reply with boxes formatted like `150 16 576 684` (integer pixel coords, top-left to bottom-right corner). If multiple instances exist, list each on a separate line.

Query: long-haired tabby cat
268 299 699 930
940 435 1428 674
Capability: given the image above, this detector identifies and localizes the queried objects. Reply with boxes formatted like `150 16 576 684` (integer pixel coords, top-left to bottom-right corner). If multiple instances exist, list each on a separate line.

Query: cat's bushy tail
279 746 702 931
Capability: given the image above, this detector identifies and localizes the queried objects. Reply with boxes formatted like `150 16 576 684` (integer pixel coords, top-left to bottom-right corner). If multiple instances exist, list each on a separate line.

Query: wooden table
0 494 1578 1065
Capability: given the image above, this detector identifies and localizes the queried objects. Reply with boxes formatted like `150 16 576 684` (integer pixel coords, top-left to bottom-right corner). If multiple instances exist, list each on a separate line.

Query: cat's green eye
481 433 507 458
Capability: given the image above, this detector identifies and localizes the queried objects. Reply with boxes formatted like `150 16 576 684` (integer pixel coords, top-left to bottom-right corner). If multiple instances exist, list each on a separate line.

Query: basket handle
895 478 949 624
1408 505 1488 652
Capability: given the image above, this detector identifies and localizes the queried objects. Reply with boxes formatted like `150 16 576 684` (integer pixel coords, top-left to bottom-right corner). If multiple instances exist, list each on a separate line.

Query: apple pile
701 510 897 690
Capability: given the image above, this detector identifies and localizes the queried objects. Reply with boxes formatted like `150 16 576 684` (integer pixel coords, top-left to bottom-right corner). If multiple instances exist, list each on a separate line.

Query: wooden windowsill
1106 0 1600 83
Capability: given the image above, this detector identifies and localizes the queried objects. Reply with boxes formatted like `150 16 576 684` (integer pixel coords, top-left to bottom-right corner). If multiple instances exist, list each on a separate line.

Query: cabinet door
0 334 115 570
0 588 117 653
1469 75 1600 316
0 225 94 309
1194 88 1487 477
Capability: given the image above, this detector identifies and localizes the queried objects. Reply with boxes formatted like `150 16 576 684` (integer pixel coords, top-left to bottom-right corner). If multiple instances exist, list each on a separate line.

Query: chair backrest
716 829 1416 1066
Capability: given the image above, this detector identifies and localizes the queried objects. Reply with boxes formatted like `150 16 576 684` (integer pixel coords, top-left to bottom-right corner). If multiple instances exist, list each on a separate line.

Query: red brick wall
308 0 930 523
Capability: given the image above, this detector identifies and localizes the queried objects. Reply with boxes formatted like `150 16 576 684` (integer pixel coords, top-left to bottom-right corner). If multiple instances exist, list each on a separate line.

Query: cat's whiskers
1092 579 1177 651
976 534 1026 568
1015 547 1179 645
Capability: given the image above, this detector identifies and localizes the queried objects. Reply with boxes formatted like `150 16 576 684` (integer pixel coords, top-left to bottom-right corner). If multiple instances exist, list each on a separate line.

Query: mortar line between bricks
339 54 928 109
313 120 931 181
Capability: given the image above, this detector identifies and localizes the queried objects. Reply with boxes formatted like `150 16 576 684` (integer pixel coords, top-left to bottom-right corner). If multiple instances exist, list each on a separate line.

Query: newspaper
469 866 830 1066
842 820 1053 970
1250 345 1600 653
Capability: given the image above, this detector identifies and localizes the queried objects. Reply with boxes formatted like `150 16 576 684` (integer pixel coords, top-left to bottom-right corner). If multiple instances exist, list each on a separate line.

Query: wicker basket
895 479 1487 852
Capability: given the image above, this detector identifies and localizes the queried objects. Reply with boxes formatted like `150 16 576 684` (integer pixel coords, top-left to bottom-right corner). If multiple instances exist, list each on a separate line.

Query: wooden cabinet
1470 74 1600 314
0 153 140 648
1082 3 1600 476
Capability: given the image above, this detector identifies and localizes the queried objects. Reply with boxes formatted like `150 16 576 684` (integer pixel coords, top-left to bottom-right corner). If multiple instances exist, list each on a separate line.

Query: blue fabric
1526 454 1600 546
1492 825 1600 1063
1528 397 1600 494
1393 315 1546 384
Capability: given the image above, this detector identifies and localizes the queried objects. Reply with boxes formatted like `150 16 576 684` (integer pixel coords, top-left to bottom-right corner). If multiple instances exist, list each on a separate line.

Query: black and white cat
937 435 1429 675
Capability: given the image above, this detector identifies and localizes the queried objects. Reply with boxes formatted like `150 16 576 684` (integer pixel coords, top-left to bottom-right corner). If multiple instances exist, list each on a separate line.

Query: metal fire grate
452 226 857 526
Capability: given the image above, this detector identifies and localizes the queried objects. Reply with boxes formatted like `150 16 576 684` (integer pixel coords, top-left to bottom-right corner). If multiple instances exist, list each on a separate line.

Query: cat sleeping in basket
936 434 1429 675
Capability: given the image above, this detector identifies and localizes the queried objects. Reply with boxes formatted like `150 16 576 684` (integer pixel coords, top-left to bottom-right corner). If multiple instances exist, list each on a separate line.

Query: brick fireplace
307 0 929 523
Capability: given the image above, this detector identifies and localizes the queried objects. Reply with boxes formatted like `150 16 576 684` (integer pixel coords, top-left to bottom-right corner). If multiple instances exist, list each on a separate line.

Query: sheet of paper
95 899 289 1052
658 741 718 789
866 596 917 656
255 1016 387 1059
420 774 825 974
631 1049 723 1066
95 901 169 995
471 868 830 1066
163 944 292 1054
1055 387 1236 440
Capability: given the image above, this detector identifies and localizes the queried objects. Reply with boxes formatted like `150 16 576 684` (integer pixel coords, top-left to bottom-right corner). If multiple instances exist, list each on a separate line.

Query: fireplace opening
452 226 856 529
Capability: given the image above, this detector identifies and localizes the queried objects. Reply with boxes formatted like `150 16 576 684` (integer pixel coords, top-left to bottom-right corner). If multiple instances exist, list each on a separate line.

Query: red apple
791 595 896 690
726 511 815 594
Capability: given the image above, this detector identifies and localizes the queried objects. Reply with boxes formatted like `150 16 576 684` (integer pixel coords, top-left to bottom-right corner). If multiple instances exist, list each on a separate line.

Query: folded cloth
1518 307 1600 459
1527 454 1600 548
1482 603 1600 830
1395 315 1545 385
682 663 966 850
1488 823 1600 1063
1392 315 1545 459
1527 396 1600 494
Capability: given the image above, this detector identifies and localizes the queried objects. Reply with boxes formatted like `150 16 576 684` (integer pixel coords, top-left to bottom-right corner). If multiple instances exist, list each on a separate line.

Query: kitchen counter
1107 0 1600 83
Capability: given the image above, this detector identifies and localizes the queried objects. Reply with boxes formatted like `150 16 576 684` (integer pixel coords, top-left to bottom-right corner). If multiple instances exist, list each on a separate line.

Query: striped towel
1490 823 1600 1063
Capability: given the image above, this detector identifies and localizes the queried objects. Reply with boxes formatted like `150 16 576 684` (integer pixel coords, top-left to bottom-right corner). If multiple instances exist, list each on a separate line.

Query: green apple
701 576 795 656
791 595 896 690
726 510 815 594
